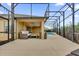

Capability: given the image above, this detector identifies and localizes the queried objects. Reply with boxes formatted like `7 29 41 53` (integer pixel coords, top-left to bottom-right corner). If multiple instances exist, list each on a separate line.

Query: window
4 25 8 33
4 21 11 33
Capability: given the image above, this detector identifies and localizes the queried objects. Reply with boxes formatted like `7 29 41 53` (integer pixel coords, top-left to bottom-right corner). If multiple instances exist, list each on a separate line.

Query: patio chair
19 31 31 39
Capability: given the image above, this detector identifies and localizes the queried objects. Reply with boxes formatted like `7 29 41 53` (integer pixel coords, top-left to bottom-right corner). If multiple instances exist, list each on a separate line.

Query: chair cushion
66 54 76 56
71 49 79 56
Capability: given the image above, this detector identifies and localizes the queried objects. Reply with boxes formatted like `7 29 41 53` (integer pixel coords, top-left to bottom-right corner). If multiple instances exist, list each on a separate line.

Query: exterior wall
32 26 41 33
0 33 8 41
0 19 8 41
0 18 17 41
16 21 26 39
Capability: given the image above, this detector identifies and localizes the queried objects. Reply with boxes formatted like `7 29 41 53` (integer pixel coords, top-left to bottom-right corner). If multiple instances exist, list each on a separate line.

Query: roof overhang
15 17 48 22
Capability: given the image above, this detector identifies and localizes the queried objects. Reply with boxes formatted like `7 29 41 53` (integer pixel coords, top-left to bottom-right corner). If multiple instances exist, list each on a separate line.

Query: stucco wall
32 26 41 33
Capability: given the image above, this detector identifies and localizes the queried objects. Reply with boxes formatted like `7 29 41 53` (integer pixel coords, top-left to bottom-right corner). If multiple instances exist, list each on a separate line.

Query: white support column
41 21 44 39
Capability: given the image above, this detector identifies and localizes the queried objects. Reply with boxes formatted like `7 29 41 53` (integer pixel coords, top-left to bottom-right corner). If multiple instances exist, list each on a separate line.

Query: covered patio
0 3 79 56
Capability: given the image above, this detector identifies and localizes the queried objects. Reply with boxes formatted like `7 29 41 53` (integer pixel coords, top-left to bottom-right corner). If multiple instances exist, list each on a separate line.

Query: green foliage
75 23 79 32
65 23 79 32
53 22 79 32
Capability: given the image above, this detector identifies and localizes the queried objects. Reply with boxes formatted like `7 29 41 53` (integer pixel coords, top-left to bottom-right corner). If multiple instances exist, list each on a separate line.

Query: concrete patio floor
0 34 79 56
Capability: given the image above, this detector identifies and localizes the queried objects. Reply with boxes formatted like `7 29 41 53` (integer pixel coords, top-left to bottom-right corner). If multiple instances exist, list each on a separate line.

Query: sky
0 3 79 29
0 3 63 15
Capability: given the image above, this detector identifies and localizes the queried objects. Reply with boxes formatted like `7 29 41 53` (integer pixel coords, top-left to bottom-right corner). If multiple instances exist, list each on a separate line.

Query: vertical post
31 3 32 19
56 19 58 34
59 16 60 35
8 11 10 41
57 19 59 34
72 3 75 41
11 3 14 40
41 21 44 39
48 3 49 17
63 11 65 37
53 23 55 32
30 3 32 33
